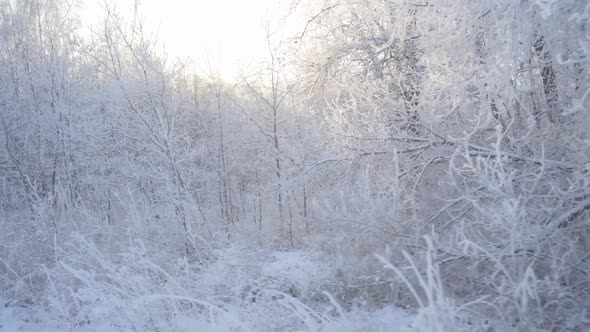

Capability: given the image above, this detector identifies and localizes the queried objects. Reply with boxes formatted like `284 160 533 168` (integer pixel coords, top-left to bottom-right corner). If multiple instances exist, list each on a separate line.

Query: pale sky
80 0 293 80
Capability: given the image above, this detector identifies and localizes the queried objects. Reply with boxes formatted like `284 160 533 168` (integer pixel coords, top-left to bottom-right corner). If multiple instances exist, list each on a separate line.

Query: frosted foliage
0 0 588 331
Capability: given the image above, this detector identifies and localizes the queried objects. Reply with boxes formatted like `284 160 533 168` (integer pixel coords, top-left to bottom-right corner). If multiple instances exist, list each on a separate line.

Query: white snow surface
0 246 423 332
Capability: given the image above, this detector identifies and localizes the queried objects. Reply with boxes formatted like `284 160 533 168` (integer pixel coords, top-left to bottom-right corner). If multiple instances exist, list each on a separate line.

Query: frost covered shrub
36 233 242 331
441 138 590 330
297 0 590 329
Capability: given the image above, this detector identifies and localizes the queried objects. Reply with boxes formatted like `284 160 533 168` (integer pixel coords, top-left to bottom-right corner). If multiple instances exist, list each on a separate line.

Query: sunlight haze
80 0 284 79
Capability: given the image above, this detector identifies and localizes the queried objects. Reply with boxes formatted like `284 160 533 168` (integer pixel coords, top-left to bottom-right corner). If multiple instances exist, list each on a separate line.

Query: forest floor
0 244 417 331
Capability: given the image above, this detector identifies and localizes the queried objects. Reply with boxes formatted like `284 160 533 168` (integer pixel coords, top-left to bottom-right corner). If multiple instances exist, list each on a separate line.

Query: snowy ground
0 246 419 331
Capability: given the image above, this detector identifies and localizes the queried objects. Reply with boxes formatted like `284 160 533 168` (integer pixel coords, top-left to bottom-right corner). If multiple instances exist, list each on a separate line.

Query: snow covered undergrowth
0 301 417 332
0 233 472 331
